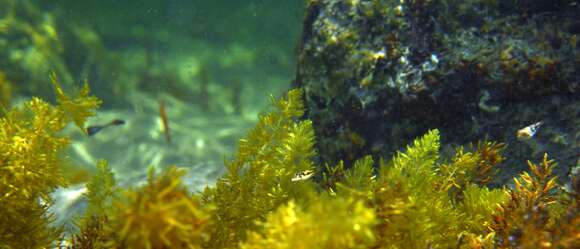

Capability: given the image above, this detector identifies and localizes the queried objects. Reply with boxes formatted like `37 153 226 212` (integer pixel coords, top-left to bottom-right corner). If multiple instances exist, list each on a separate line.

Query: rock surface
294 0 580 185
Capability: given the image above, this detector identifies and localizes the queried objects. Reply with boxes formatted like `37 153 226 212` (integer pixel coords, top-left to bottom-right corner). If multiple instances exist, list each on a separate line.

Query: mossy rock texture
294 0 580 185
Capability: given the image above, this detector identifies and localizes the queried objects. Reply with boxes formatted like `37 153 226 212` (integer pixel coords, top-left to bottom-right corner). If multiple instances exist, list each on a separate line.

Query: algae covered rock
294 0 580 184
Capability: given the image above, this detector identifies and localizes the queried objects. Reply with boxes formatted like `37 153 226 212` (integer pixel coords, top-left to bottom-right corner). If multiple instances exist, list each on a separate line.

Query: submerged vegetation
0 83 577 248
0 1 577 248
201 89 317 248
0 77 100 248
0 71 13 109
106 167 210 248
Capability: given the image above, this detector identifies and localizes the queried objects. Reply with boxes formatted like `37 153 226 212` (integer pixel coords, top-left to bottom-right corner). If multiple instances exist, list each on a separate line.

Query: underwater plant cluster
0 84 578 248
1 0 579 248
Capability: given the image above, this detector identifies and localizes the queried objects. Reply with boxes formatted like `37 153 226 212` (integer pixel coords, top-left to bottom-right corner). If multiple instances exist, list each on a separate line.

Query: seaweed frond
373 130 462 248
66 215 108 249
335 155 375 200
457 184 507 236
202 89 317 248
437 140 505 199
391 129 441 173
438 147 481 193
84 160 117 218
50 72 101 133
343 155 374 191
0 76 100 248
66 160 116 249
0 71 12 109
241 197 376 249
472 140 505 185
491 154 578 248
106 167 210 249
339 130 508 248
321 160 346 192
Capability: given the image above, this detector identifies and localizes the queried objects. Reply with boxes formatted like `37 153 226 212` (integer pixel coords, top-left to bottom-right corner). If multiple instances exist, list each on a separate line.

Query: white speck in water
430 54 439 64
196 138 205 149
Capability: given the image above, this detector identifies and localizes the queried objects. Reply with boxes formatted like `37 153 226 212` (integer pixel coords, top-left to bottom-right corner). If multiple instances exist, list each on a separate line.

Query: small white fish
516 122 542 140
291 169 315 182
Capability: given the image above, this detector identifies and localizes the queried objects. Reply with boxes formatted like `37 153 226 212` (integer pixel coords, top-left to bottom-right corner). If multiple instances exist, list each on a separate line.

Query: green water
31 0 304 107
1 0 305 187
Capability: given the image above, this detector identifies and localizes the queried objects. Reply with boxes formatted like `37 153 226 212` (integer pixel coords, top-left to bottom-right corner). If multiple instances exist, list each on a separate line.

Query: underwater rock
294 0 580 185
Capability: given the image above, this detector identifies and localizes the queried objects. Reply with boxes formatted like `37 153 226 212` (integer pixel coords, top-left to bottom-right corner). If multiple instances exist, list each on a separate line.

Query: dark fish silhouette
86 119 126 136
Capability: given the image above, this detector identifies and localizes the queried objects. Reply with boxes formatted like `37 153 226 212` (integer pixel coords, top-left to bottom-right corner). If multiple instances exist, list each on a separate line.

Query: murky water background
0 0 304 229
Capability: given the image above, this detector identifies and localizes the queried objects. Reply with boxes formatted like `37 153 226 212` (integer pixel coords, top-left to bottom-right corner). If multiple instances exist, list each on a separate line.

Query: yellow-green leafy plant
320 160 347 192
341 155 375 193
0 76 100 248
333 155 375 201
0 71 13 109
5 83 579 249
50 73 100 133
202 89 317 249
66 160 117 249
438 140 505 195
455 184 507 246
84 160 117 219
330 130 508 248
105 167 210 249
241 196 376 249
227 127 511 249
371 130 466 248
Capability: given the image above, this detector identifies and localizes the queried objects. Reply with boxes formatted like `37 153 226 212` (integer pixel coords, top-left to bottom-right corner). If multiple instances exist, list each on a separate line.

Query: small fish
159 99 171 144
86 119 125 136
516 121 542 141
291 169 315 182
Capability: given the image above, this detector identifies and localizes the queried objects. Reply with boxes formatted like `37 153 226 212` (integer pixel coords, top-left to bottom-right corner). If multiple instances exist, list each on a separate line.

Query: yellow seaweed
0 75 100 248
106 167 210 249
3 85 578 249
202 89 317 249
